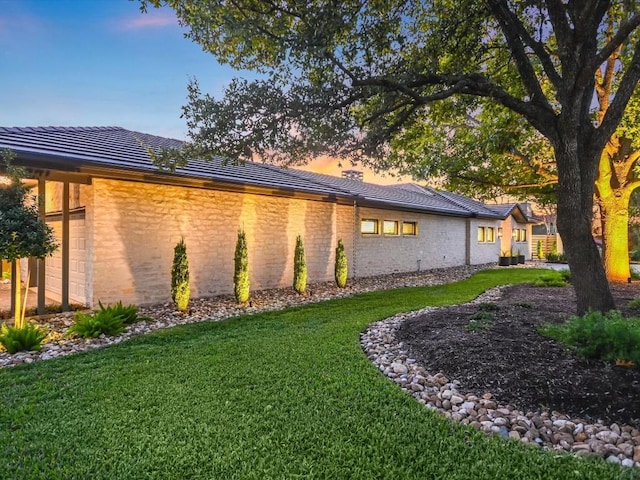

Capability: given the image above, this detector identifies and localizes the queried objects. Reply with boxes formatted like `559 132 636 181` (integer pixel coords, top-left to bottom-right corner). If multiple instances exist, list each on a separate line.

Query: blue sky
0 0 242 140
0 0 406 182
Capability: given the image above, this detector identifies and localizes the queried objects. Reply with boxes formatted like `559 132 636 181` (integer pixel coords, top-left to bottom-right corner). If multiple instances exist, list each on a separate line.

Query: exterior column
62 181 70 310
37 178 46 315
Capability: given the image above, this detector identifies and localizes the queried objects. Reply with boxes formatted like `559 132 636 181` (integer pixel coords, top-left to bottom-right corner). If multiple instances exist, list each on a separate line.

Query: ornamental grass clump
539 310 640 367
293 235 307 295
171 238 190 312
98 300 140 325
0 323 47 354
334 239 348 288
234 229 250 304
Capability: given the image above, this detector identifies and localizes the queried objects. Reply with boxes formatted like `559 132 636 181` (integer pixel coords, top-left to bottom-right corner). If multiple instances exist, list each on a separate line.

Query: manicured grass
0 269 633 479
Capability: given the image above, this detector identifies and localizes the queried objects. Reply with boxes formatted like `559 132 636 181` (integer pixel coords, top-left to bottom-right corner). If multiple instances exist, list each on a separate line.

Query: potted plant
498 250 511 267
517 249 525 264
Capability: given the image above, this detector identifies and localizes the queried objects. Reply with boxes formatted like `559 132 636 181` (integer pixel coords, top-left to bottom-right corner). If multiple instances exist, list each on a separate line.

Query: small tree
293 235 307 295
234 229 250 304
0 150 57 328
334 239 348 288
171 237 190 312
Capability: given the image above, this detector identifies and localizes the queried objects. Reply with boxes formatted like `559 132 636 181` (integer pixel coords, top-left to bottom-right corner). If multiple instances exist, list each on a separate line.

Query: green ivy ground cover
0 269 633 479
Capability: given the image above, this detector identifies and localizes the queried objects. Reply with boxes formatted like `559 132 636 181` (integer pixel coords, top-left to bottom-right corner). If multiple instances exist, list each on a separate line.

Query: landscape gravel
360 287 640 468
0 264 489 368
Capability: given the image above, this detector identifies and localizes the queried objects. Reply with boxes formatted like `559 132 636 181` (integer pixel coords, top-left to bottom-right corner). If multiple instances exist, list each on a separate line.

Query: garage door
45 213 87 305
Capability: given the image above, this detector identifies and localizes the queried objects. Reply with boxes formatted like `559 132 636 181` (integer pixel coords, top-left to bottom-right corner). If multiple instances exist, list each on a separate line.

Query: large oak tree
142 0 640 314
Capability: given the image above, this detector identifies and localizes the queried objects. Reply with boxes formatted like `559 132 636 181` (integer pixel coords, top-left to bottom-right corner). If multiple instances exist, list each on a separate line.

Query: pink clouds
116 10 177 30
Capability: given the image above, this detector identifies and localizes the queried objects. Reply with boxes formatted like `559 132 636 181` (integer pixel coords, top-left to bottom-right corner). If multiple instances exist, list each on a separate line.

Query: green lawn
0 269 634 479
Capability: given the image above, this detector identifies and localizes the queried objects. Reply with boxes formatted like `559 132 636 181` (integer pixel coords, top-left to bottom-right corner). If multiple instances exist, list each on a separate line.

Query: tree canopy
0 150 57 262
141 0 640 314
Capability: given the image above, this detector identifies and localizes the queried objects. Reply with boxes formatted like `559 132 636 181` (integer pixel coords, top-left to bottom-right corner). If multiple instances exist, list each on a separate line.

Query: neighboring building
0 126 509 310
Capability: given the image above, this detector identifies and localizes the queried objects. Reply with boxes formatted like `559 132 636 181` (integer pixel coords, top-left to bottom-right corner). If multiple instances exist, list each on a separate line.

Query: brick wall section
89 179 350 306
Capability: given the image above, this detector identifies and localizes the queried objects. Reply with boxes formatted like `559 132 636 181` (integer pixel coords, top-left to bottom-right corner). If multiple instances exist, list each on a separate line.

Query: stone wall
89 179 352 306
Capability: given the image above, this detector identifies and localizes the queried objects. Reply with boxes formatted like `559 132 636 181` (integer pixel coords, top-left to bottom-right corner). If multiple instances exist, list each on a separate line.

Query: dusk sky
0 0 408 183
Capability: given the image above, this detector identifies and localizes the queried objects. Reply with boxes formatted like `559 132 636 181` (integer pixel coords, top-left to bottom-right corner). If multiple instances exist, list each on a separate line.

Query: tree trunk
600 194 631 282
555 138 615 315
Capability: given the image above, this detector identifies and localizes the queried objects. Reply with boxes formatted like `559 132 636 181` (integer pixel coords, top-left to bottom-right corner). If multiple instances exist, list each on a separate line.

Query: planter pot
510 256 518 265
518 255 525 264
498 256 511 267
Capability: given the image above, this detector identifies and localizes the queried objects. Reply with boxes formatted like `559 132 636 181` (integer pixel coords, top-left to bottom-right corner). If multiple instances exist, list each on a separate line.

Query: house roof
0 126 503 219
423 189 506 219
486 203 537 223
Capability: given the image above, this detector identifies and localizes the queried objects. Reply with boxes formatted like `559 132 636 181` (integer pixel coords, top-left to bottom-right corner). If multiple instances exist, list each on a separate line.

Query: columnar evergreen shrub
536 240 544 260
234 229 250 304
334 239 348 288
293 235 307 294
171 238 190 312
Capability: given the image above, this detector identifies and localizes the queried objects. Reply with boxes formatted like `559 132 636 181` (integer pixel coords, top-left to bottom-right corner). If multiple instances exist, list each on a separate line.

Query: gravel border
360 287 640 468
0 264 489 368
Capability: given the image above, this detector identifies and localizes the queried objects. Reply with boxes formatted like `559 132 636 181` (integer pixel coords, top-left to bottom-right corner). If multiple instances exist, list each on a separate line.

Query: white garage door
45 214 87 305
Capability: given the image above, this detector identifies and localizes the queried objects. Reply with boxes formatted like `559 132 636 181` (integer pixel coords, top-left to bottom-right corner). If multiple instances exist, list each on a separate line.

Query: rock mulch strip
0 264 488 368
361 287 640 469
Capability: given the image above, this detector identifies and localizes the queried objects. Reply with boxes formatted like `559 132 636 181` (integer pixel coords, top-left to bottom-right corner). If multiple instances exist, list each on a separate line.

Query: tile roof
0 126 503 219
0 126 344 196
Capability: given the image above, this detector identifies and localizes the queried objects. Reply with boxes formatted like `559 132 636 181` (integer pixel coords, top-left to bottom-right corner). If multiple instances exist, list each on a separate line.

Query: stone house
0 126 509 310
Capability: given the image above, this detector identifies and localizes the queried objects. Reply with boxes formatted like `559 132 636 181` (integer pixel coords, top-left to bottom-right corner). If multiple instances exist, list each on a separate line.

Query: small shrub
98 300 139 325
334 239 348 288
629 297 640 309
171 238 190 312
540 310 640 366
465 310 494 332
536 240 544 260
534 272 567 287
234 229 250 304
477 302 499 312
67 310 125 338
293 235 307 295
0 323 47 354
513 301 534 309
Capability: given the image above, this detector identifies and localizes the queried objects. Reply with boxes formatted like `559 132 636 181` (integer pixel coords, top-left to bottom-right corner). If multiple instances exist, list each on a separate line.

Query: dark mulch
397 282 640 428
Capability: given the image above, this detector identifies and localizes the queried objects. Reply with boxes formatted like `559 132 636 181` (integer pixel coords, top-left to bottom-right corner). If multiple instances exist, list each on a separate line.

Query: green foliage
466 310 494 332
513 301 534 309
234 229 250 303
2 271 10 280
628 297 640 309
545 252 567 263
0 150 58 262
171 238 190 312
533 271 568 287
0 322 46 354
334 239 348 288
293 235 307 294
477 302 499 312
98 300 140 325
67 310 126 338
536 241 544 260
540 310 640 366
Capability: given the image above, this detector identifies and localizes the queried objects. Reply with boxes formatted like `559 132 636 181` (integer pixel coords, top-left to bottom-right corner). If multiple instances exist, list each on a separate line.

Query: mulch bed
397 283 640 428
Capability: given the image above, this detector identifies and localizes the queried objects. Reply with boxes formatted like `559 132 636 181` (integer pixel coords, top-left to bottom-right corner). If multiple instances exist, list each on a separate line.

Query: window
486 227 495 243
477 227 486 242
402 221 418 236
520 229 527 242
383 220 399 235
361 219 379 234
